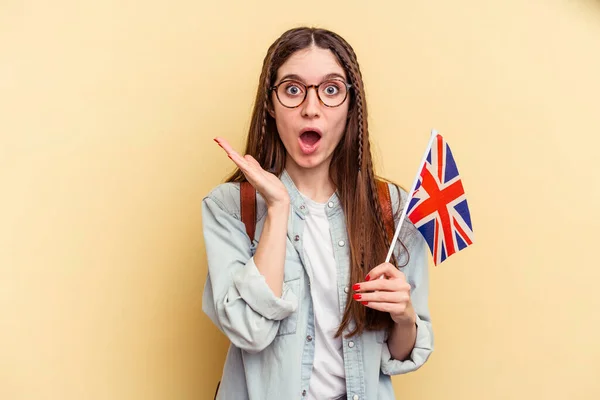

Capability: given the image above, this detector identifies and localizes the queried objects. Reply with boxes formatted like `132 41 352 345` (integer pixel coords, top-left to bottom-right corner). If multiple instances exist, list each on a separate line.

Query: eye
323 82 342 96
284 82 304 96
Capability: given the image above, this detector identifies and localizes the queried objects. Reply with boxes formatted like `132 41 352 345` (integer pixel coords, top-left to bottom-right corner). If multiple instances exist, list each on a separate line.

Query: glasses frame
270 79 353 109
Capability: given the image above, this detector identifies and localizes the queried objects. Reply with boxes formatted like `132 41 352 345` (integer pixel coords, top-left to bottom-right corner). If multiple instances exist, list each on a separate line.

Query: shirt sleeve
381 186 434 374
201 194 298 353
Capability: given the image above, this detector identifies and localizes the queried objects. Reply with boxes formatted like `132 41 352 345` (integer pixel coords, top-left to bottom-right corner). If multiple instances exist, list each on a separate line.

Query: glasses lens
277 81 306 107
318 80 348 107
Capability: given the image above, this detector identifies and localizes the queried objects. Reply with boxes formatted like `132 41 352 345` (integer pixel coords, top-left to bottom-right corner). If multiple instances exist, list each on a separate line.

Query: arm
352 234 433 374
386 235 434 374
387 303 417 361
202 137 295 353
385 184 434 372
202 194 297 353
253 201 289 297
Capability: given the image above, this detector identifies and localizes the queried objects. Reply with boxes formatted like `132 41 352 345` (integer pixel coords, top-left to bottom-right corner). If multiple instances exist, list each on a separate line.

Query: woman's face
271 46 350 172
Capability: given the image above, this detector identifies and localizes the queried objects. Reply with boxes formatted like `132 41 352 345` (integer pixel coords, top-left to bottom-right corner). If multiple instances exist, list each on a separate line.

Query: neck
285 159 336 203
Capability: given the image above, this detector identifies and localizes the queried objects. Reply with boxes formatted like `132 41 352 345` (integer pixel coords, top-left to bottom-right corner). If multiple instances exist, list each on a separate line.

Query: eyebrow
277 73 347 84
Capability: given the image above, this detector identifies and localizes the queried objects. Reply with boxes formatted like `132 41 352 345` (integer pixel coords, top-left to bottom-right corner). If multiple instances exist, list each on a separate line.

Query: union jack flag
406 132 474 265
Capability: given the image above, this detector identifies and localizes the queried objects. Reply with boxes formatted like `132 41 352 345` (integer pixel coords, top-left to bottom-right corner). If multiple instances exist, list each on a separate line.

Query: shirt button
344 286 349 293
353 395 359 400
328 201 334 208
302 390 307 396
306 335 312 342
348 341 355 348
294 235 300 242
300 204 306 210
338 240 345 247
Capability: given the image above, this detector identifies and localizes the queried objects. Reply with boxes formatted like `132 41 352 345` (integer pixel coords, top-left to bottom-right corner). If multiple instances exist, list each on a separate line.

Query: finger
213 137 237 156
352 279 409 293
360 301 403 314
365 262 403 281
244 154 263 169
214 137 246 162
353 291 409 304
214 137 252 171
241 155 266 179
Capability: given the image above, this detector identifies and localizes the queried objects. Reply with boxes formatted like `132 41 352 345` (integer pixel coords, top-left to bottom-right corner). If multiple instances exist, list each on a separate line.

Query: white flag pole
384 129 439 264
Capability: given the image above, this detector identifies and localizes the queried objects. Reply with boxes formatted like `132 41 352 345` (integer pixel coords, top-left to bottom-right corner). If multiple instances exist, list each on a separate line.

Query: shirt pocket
276 256 303 336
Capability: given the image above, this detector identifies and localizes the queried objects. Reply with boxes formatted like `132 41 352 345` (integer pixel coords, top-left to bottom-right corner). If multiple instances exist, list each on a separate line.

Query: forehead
276 46 347 82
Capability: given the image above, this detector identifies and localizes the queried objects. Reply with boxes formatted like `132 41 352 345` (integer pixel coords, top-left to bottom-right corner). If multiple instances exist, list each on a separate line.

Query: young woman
202 26 433 400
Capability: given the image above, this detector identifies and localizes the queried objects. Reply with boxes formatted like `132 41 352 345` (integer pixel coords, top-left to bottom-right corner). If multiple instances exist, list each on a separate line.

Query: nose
301 86 321 118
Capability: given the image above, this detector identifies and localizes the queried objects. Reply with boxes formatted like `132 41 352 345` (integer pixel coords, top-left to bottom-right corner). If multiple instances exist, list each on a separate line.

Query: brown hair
227 27 402 337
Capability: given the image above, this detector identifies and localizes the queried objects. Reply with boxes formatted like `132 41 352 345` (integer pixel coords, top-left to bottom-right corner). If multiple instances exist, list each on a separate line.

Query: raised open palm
214 137 290 207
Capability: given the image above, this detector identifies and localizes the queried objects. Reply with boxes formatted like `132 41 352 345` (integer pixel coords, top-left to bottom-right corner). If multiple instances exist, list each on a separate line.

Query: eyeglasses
270 79 352 108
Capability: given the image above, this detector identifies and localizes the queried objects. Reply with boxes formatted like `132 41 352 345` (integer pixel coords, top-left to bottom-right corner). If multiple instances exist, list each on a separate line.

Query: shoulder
376 178 407 212
203 182 242 217
386 181 409 215
203 181 268 221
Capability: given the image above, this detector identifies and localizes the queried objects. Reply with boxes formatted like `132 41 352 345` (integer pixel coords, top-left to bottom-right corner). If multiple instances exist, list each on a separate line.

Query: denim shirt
202 170 433 400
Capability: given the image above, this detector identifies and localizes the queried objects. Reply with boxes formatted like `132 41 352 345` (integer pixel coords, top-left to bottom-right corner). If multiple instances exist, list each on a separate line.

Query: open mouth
299 130 322 147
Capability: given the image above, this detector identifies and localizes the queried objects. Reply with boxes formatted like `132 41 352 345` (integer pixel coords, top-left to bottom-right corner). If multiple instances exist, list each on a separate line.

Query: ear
268 104 276 119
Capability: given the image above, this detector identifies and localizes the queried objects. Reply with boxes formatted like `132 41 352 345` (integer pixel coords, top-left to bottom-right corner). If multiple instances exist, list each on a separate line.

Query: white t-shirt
300 193 346 400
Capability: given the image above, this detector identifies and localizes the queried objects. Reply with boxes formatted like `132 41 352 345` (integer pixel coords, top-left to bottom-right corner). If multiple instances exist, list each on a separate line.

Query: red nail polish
353 293 361 300
352 284 360 291
365 275 371 281
361 301 368 305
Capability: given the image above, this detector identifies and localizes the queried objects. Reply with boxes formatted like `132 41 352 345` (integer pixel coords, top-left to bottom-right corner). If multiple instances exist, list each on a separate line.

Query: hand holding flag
353 130 473 320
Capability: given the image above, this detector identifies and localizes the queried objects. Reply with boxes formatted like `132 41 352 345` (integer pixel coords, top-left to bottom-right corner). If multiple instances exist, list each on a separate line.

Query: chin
289 153 329 170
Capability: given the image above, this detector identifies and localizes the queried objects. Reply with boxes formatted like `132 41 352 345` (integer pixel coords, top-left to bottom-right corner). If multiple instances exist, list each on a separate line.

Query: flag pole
384 129 439 264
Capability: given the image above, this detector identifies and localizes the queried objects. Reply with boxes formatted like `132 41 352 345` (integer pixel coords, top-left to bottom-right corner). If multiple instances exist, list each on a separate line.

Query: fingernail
353 294 362 300
361 301 368 305
365 275 371 281
352 284 360 291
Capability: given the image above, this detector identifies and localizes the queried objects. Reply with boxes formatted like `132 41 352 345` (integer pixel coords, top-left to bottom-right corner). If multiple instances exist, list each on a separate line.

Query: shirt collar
280 169 342 217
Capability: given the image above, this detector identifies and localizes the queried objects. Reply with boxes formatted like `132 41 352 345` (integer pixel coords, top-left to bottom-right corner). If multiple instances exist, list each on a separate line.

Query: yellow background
2 1 599 399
